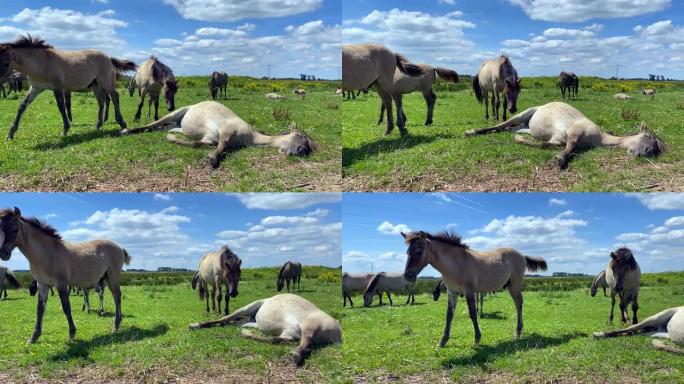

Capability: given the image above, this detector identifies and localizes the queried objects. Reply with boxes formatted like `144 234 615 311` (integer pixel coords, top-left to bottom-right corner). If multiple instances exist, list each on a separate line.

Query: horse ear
289 122 298 132
400 232 407 239
13 207 21 217
419 231 427 240
238 259 242 267
639 121 647 132
610 251 616 259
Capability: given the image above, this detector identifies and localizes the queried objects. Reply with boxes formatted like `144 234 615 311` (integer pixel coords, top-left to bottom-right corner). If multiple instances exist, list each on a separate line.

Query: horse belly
668 309 684 344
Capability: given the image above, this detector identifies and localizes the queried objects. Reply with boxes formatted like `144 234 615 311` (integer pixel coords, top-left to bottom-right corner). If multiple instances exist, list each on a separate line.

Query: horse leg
603 287 607 296
348 294 354 307
465 293 482 345
205 283 210 313
377 103 385 125
393 94 407 135
492 93 500 122
594 307 678 339
206 130 234 169
479 293 484 317
216 284 223 315
439 290 458 347
632 295 639 324
224 289 230 316
93 88 105 129
28 283 50 343
609 292 616 323
619 296 628 323
106 88 127 129
134 92 146 123
465 107 537 136
210 285 216 312
377 89 394 135
343 293 348 307
378 291 383 306
502 95 508 121
82 288 90 313
146 96 153 120
56 286 77 341
483 91 489 121
514 133 562 149
52 90 71 136
509 286 524 338
424 89 436 126
556 133 582 169
65 92 73 123
104 93 110 122
105 279 123 332
189 299 265 329
154 95 160 121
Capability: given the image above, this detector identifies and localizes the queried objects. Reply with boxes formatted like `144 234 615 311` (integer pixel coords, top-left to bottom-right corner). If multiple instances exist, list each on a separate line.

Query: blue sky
0 193 341 271
0 0 341 78
343 0 684 78
343 193 684 277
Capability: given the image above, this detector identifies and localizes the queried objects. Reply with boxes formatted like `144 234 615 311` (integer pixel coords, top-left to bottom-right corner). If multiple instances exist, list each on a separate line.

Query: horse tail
111 58 138 74
434 67 459 83
5 271 20 289
122 249 132 265
395 54 424 77
524 256 548 272
472 74 483 103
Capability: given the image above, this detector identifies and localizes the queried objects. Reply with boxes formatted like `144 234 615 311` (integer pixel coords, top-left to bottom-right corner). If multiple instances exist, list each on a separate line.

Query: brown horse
401 230 547 347
277 261 302 292
433 278 486 317
472 55 521 122
129 56 178 121
0 207 130 343
558 71 579 99
591 270 608 297
606 247 640 324
210 71 228 100
193 245 242 315
0 35 136 138
0 266 20 299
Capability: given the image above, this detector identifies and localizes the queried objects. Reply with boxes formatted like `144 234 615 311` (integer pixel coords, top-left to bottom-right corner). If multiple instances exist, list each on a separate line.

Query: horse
558 72 579 99
277 261 302 292
465 102 666 169
0 207 130 343
129 56 178 122
335 88 343 96
472 55 521 122
614 93 632 100
192 245 241 315
210 71 228 100
594 306 684 355
362 272 415 307
591 270 608 297
265 92 285 100
641 88 656 99
342 272 374 307
293 88 306 99
189 294 341 365
401 230 547 346
0 35 136 139
376 64 459 126
433 279 486 316
29 280 54 297
0 266 20 299
342 44 425 135
120 101 316 168
605 247 640 324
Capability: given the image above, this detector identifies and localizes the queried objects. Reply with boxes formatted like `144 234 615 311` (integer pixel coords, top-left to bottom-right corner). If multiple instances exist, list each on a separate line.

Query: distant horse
472 55 521 122
402 230 547 346
129 56 178 122
210 71 228 100
362 272 415 307
465 102 666 169
193 245 241 315
377 64 459 126
265 92 285 100
0 35 136 138
189 294 342 365
594 306 684 355
591 270 608 297
121 101 316 168
0 266 20 299
342 272 374 307
433 279 486 316
343 44 425 135
558 71 579 99
335 88 343 96
606 247 640 324
293 88 306 99
641 88 656 99
277 261 302 292
0 207 130 343
614 93 632 100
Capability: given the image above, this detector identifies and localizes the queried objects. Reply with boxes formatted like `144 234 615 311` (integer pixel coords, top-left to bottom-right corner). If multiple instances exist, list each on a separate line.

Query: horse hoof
465 129 476 136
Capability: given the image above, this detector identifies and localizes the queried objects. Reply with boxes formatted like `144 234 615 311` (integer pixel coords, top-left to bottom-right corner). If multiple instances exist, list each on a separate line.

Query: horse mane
10 35 53 49
365 272 385 294
278 261 290 280
610 247 638 272
150 56 175 83
219 246 240 265
592 270 605 288
22 216 62 239
426 231 469 248
498 55 519 82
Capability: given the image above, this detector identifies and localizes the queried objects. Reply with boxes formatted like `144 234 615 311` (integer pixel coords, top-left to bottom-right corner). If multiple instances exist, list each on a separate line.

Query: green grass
0 267 343 383
342 80 684 191
342 275 684 383
0 77 341 192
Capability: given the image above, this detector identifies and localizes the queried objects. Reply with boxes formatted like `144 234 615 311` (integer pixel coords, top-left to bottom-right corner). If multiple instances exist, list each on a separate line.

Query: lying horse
188 294 342 365
606 247 640 324
342 272 374 307
465 102 666 169
0 266 20 299
594 306 684 355
591 270 608 297
121 101 316 168
277 261 302 292
193 245 241 315
362 272 415 307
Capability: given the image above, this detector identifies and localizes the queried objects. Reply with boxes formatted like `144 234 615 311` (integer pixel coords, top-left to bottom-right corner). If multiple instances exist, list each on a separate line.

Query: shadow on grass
49 324 169 362
343 133 455 167
31 128 121 151
479 311 506 320
441 331 586 369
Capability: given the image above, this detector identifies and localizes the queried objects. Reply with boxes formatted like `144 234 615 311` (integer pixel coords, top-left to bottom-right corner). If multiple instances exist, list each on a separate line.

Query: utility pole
370 262 374 273
615 64 619 79
267 63 271 79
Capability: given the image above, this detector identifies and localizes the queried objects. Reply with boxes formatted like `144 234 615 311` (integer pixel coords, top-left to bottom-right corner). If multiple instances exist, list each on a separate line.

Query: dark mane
10 35 53 49
150 56 175 83
610 247 638 271
21 216 62 240
427 231 469 248
364 272 385 294
278 261 290 280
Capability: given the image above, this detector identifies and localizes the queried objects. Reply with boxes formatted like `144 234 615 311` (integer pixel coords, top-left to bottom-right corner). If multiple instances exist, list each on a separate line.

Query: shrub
621 106 641 121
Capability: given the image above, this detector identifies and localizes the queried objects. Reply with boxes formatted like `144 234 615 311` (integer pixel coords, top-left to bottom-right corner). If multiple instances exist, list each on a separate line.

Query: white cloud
44 213 59 219
549 198 566 206
161 0 322 22
153 193 172 201
613 216 684 267
377 221 411 235
233 193 341 210
261 215 319 226
665 216 684 227
629 193 684 210
507 0 670 22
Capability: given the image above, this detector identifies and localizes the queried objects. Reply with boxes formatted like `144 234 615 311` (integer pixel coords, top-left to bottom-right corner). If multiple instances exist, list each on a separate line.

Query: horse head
220 246 241 298
283 122 316 156
401 231 430 283
0 207 22 261
504 76 521 114
0 45 11 78
163 79 178 112
630 122 666 158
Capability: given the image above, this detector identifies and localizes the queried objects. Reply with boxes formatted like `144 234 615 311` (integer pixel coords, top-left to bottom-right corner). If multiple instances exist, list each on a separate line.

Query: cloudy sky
1 193 341 271
343 193 684 277
343 0 684 78
0 0 340 78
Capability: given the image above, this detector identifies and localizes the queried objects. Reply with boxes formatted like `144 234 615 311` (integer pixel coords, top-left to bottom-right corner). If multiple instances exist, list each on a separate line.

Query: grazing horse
189 294 342 365
377 64 459 126
591 270 609 297
277 261 302 292
28 280 54 297
121 101 316 168
0 35 136 138
193 245 241 315
641 88 656 99
362 272 415 307
401 230 547 346
472 55 521 122
433 279 486 316
0 266 20 299
0 207 130 343
342 44 425 135
293 88 307 99
606 247 640 324
465 102 666 169
342 272 374 307
210 71 228 100
558 72 579 99
594 306 684 355
129 56 178 122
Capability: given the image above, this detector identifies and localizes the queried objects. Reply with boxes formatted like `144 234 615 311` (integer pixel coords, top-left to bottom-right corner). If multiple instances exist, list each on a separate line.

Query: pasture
342 272 684 383
342 77 684 192
0 266 343 384
0 76 341 192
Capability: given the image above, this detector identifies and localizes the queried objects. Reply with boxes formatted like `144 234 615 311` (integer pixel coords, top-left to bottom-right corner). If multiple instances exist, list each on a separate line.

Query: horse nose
230 290 238 298
510 107 517 113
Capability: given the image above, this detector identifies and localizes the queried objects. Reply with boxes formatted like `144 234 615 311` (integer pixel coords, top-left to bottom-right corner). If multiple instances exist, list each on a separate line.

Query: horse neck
251 130 292 150
9 48 46 77
426 241 466 277
16 220 61 266
600 131 639 150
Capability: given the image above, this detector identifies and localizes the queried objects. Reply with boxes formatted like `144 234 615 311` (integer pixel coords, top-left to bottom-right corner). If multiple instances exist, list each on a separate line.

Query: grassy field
0 76 341 192
0 267 343 383
342 272 684 383
342 78 684 192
